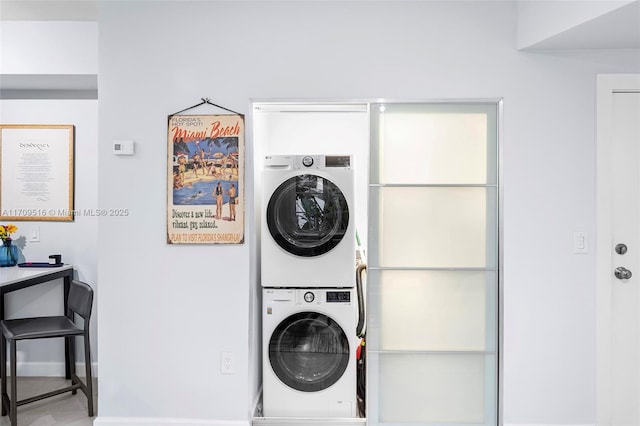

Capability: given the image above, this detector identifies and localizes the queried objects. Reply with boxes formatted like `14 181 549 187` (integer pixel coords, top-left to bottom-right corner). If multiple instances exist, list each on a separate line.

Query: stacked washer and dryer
261 154 359 419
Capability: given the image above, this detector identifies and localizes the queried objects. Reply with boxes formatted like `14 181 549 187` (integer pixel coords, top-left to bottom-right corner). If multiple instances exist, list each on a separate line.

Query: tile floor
0 377 96 426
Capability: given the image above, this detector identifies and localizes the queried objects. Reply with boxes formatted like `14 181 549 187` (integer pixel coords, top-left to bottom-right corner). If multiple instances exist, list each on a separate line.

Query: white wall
0 21 97 74
94 1 640 425
516 0 637 49
0 21 98 376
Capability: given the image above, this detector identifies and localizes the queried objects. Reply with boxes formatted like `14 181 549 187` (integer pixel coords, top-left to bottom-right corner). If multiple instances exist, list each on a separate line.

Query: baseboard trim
505 424 595 426
8 361 98 377
252 418 365 426
94 417 249 426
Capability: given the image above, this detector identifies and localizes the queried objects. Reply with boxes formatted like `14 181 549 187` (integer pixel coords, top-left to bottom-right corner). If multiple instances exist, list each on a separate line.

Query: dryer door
266 174 349 257
269 311 350 392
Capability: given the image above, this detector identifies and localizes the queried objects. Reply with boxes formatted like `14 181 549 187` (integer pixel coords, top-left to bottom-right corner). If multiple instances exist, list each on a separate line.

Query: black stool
0 280 94 426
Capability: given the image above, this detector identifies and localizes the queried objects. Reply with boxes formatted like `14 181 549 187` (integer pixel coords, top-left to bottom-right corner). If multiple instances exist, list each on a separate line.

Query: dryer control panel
324 155 351 168
264 155 352 171
296 155 351 170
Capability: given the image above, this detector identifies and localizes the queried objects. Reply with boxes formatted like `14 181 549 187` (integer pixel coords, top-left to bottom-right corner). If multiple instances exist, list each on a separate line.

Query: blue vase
0 240 17 267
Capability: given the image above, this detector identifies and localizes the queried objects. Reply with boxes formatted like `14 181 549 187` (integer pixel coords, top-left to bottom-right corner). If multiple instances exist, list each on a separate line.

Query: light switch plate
29 226 40 242
573 231 588 254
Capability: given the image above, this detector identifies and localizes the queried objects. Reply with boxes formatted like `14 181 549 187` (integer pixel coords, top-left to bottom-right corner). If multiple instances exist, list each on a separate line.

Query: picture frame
166 114 245 244
0 124 75 221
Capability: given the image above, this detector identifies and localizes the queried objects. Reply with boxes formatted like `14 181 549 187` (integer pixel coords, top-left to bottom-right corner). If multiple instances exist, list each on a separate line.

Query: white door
597 74 640 426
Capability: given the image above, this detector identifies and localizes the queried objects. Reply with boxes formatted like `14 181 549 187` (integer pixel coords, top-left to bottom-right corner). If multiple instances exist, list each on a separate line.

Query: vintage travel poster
167 114 244 244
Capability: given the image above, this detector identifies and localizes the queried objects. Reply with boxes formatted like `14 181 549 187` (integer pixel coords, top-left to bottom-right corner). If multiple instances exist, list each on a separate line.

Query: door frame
596 73 640 425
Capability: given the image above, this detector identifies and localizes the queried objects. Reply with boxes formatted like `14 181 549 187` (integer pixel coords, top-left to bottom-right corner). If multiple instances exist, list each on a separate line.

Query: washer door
266 174 349 257
269 311 350 392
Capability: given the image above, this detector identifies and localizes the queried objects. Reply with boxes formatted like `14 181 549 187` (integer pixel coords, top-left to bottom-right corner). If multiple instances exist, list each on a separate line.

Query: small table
0 265 75 379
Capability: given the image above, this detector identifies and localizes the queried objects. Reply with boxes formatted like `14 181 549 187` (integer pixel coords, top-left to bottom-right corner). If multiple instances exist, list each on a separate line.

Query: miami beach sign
166 114 244 244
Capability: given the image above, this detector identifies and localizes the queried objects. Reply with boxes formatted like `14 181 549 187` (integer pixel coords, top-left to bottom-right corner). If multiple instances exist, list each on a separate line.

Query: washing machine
261 155 355 288
262 287 359 418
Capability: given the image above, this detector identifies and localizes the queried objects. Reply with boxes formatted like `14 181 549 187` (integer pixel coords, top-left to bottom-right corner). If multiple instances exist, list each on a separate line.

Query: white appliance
262 288 359 418
261 155 355 288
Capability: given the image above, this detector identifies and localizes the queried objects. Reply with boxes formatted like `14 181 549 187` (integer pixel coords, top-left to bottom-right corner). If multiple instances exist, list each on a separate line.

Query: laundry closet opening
252 100 501 426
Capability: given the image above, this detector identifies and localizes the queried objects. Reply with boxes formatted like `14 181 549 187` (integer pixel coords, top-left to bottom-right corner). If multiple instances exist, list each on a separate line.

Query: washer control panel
296 289 351 305
326 290 351 303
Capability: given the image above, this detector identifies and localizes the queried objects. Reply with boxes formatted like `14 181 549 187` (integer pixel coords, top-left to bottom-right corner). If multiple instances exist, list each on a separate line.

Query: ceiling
0 0 639 50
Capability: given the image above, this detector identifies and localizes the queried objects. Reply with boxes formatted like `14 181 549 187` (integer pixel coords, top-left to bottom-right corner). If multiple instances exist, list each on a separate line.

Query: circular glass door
269 312 350 392
266 174 349 257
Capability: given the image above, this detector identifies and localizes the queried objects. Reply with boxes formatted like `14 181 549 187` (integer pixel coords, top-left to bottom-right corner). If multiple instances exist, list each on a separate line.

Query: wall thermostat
113 140 135 155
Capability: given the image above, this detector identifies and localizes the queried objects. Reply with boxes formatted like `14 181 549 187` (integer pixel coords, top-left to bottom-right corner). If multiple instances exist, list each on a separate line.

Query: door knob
615 243 628 255
615 267 633 280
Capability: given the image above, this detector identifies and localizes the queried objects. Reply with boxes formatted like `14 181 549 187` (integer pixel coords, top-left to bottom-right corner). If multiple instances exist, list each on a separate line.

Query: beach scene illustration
172 136 240 220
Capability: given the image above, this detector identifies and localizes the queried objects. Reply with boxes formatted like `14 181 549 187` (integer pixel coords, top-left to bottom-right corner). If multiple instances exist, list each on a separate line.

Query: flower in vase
0 224 18 244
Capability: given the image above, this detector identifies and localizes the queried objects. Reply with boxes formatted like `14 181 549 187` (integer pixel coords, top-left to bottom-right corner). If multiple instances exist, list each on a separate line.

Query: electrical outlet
221 351 234 374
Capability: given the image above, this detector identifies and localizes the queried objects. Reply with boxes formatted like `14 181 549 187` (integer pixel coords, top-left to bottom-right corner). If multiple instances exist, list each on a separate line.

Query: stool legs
69 336 77 396
0 337 94 425
10 340 17 426
1 332 6 417
84 333 94 417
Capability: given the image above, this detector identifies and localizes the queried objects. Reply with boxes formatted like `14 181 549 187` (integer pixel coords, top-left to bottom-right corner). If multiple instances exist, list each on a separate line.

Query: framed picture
167 114 244 244
0 124 75 221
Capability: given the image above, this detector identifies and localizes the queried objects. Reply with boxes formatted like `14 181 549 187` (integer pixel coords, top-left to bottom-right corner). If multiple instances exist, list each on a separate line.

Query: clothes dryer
262 287 358 418
261 155 355 288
